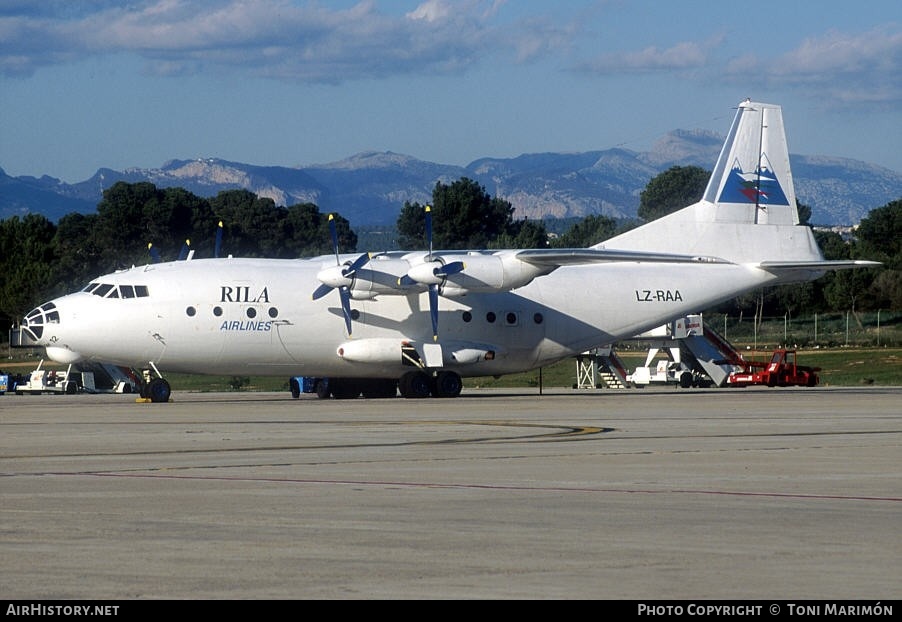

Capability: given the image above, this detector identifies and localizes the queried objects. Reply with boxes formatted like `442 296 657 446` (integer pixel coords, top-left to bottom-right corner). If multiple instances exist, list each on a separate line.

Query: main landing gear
398 370 462 398
298 371 464 399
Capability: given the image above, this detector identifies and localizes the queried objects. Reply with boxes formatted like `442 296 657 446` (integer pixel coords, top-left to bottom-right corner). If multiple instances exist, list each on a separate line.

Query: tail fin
598 99 820 264
703 99 797 225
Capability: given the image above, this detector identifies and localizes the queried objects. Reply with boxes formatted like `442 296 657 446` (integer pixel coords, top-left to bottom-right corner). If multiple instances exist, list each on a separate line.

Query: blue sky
1 0 900 183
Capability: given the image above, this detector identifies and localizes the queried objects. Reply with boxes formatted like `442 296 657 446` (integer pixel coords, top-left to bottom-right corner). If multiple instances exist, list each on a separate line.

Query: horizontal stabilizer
758 260 881 272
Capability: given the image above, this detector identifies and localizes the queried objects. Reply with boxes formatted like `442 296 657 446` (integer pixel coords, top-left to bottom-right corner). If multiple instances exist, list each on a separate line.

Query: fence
705 310 902 349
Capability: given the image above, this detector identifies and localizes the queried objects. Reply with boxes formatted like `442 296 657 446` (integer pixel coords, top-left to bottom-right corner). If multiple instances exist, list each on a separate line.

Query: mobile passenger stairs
577 314 747 389
574 346 631 389
8 359 140 395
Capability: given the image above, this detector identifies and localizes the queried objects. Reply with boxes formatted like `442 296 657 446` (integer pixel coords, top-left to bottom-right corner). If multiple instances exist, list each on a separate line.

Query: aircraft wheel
147 378 171 403
399 371 432 399
433 371 462 398
314 380 331 399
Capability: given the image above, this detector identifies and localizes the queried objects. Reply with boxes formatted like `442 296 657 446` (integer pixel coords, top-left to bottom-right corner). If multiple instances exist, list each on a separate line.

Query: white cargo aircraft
17 100 877 401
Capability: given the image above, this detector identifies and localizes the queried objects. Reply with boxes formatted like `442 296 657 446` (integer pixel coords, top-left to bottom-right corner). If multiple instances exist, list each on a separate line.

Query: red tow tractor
727 349 820 388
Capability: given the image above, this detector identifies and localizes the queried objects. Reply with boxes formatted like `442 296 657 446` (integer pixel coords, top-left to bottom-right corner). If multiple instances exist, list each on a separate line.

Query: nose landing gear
142 377 172 403
139 362 171 403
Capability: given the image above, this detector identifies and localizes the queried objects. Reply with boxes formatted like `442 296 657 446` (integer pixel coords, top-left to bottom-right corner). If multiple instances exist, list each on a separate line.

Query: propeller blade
148 243 161 264
214 221 223 258
428 284 439 341
339 286 353 337
436 260 465 277
425 205 433 259
178 239 191 261
346 252 371 276
312 283 333 301
328 214 340 264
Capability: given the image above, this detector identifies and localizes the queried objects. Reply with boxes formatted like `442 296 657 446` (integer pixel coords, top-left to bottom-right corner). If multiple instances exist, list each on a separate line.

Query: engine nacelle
438 252 551 295
347 256 416 298
345 251 552 298
405 261 447 285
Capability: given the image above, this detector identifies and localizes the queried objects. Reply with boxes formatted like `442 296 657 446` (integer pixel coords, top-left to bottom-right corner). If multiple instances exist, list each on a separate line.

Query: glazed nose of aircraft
18 299 84 363
20 301 60 343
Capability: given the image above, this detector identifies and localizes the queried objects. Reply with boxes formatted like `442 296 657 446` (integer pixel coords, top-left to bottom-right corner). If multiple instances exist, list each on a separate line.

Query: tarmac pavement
1 386 899 600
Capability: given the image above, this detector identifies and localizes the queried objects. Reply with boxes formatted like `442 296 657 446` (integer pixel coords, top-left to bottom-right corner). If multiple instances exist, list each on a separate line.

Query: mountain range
2 129 900 227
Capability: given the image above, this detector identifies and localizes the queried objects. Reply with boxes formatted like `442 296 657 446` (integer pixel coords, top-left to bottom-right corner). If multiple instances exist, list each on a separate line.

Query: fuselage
23 251 776 378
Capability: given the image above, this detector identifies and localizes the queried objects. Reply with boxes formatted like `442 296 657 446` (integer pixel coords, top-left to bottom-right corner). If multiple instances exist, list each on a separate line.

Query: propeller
311 214 369 337
398 206 465 341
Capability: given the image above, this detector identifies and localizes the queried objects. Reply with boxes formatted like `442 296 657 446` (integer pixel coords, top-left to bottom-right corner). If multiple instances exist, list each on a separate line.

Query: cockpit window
93 283 114 297
81 283 150 298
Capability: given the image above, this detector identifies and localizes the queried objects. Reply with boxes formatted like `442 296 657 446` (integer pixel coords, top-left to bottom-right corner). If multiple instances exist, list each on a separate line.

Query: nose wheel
142 377 172 403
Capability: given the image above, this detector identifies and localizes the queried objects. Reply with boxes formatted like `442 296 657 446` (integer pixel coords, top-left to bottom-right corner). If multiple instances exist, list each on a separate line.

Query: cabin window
462 311 472 323
246 307 257 319
533 313 544 324
134 285 149 297
486 312 496 323
213 306 223 317
268 307 278 318
186 306 196 317
120 285 136 298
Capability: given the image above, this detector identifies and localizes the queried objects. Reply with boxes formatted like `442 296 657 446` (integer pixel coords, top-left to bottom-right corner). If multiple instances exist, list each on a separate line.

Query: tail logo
717 154 790 207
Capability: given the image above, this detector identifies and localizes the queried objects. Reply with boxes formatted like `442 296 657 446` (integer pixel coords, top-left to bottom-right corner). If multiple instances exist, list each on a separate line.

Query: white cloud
407 0 451 23
2 0 898 111
722 25 902 106
0 0 508 81
577 39 715 74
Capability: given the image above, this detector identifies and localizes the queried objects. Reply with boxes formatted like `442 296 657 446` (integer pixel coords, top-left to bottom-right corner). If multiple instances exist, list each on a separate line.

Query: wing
515 248 730 266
